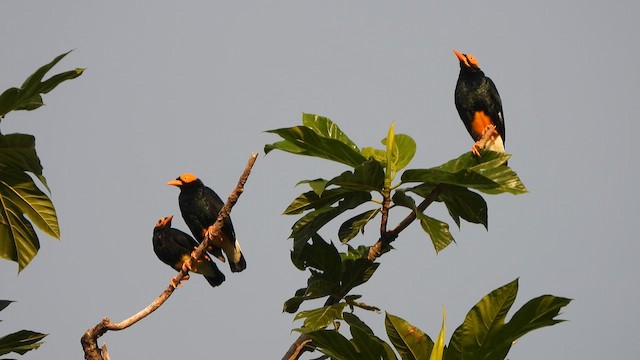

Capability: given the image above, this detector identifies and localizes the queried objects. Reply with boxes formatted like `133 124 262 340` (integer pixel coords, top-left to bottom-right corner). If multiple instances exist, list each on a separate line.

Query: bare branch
81 153 259 360
284 338 313 360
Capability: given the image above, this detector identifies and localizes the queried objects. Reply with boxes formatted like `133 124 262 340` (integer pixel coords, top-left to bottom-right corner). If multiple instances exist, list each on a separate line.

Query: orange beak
167 179 183 187
453 50 466 62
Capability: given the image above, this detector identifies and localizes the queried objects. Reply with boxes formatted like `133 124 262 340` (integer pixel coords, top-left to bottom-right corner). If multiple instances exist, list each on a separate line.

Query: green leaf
0 330 47 356
265 126 367 167
417 213 454 253
292 234 342 275
433 150 509 173
283 288 308 313
401 168 499 190
343 312 374 336
341 258 380 294
290 191 371 252
405 183 441 199
472 166 527 195
0 51 83 117
338 209 380 244
361 147 387 164
327 160 386 193
392 189 417 209
494 295 572 356
0 169 59 271
302 329 361 360
445 279 570 360
385 312 433 360
351 325 398 360
385 123 396 181
382 134 416 172
294 303 348 331
284 188 355 215
429 308 446 360
401 151 527 195
302 113 360 151
0 134 47 189
439 186 488 229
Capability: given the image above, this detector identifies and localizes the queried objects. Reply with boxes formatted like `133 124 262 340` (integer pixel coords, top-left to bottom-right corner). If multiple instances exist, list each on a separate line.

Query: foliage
0 51 83 271
0 300 47 357
266 114 569 359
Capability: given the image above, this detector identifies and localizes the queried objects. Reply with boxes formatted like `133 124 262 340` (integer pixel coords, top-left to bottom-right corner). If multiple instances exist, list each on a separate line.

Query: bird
167 173 247 273
152 215 225 287
453 49 506 158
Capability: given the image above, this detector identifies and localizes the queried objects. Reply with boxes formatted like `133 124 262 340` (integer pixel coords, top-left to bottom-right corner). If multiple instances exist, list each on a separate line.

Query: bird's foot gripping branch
265 113 570 360
81 153 258 360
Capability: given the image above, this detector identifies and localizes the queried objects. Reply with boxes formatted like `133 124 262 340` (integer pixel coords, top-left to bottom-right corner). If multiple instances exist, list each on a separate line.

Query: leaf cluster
0 51 83 271
301 280 571 360
265 114 569 360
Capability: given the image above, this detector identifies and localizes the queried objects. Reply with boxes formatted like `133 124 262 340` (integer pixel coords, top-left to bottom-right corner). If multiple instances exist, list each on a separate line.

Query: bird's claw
170 276 189 288
472 143 482 157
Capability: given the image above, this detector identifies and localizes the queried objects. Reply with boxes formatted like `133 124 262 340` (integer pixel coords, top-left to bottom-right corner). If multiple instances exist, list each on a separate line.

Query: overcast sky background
1 1 637 359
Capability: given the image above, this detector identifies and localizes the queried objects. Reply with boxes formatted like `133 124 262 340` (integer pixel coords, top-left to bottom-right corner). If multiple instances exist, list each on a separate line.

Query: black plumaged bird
167 173 246 273
453 49 506 157
152 215 225 287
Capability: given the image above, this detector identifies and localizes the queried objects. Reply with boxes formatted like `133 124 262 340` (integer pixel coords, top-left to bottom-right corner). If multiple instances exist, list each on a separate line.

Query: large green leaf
0 51 84 117
0 330 47 356
302 113 360 151
351 325 398 360
291 235 342 277
343 312 374 335
0 169 59 271
341 258 380 293
327 160 385 193
445 279 571 360
0 134 47 189
433 150 509 173
301 329 362 360
265 126 367 167
284 188 355 215
338 209 380 244
402 151 526 195
290 191 371 252
471 166 527 195
401 168 499 190
294 303 348 331
439 186 488 229
385 312 433 360
382 133 416 172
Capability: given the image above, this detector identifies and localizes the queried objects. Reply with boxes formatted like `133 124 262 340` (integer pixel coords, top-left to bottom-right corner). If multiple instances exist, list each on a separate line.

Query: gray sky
1 1 637 359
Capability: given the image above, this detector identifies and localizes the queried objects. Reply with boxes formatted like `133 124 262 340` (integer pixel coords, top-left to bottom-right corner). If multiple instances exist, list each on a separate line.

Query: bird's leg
472 124 498 157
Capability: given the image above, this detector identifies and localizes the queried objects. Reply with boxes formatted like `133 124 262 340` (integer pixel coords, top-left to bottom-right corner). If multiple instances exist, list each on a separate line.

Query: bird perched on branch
167 173 247 273
152 215 225 287
453 50 506 157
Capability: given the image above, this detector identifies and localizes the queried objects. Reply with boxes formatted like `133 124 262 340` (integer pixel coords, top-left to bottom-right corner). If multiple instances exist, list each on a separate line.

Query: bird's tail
223 239 247 273
194 260 226 287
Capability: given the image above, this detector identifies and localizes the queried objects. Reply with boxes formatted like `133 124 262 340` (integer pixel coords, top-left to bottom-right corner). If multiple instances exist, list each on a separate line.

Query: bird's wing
486 77 505 141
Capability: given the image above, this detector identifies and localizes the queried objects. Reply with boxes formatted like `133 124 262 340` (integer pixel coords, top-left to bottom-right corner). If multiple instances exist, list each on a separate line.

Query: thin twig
81 153 259 360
